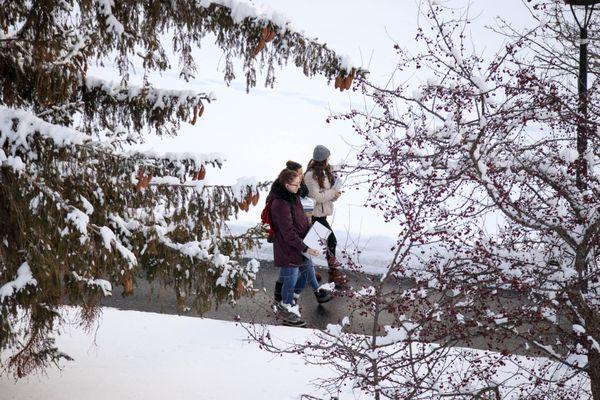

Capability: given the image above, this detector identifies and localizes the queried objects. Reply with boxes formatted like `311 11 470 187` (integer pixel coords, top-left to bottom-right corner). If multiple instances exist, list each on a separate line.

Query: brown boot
327 255 347 289
315 272 322 283
328 267 347 290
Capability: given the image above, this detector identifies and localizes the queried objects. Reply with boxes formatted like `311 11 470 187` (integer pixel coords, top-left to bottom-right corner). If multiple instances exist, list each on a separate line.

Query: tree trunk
590 351 600 400
0 169 20 267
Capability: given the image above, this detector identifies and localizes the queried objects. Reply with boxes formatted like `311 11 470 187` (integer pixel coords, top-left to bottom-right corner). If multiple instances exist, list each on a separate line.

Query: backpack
260 197 275 243
260 197 295 243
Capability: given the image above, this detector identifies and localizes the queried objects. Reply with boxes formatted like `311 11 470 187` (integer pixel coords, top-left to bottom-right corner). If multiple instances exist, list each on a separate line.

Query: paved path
101 260 551 357
102 260 399 333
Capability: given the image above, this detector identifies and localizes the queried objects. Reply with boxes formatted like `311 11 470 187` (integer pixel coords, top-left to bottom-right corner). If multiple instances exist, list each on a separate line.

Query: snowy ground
0 307 348 400
1 307 589 400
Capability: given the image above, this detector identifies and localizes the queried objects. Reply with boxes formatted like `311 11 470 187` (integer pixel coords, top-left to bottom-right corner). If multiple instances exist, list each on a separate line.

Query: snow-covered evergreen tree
0 0 358 378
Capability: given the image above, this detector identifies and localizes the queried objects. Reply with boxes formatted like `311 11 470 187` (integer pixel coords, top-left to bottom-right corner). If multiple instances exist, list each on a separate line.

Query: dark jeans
278 260 320 305
311 216 337 262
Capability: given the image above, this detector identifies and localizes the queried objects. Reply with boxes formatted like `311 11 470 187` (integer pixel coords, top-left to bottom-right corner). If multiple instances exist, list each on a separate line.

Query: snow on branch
198 0 359 72
84 76 216 109
128 149 226 167
95 0 125 36
199 0 295 32
231 176 259 201
71 272 113 297
99 226 138 267
0 262 37 302
0 106 89 153
65 209 91 244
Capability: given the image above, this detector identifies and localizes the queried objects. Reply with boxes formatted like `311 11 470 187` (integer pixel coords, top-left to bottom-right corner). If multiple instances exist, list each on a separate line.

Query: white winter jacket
304 169 338 217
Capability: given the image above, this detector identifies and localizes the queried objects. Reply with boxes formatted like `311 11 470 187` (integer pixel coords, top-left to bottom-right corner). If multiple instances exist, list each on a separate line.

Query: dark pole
567 1 598 188
567 1 597 190
567 1 597 292
576 23 588 190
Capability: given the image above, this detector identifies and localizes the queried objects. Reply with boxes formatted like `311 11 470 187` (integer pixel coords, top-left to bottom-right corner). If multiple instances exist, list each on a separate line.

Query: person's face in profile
285 176 301 194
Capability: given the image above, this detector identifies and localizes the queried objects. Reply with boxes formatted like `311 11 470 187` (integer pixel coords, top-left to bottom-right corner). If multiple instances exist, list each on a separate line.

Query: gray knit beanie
312 145 331 162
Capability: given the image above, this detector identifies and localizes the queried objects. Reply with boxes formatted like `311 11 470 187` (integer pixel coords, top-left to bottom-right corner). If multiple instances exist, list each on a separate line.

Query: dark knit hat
312 145 331 162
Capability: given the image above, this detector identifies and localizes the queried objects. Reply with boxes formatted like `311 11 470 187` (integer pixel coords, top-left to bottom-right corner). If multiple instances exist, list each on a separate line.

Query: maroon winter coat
269 181 311 267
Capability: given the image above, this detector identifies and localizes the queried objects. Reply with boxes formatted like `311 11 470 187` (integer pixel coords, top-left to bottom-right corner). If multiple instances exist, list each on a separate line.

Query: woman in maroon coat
270 169 332 327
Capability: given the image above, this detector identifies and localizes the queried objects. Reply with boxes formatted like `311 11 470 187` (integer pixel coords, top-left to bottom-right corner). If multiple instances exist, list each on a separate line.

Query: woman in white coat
304 145 347 288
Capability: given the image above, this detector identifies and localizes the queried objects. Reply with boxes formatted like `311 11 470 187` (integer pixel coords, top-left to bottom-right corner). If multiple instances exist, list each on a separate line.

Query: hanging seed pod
235 277 244 297
251 192 260 206
252 39 266 57
335 75 343 89
239 200 249 212
343 69 355 90
140 174 152 190
122 272 134 296
245 191 253 205
197 165 206 180
338 75 346 92
191 105 198 125
261 27 271 42
198 104 205 117
265 29 276 42
135 168 145 192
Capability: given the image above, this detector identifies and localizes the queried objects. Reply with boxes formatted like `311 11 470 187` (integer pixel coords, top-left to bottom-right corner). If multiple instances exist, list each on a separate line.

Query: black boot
274 281 282 303
315 288 332 304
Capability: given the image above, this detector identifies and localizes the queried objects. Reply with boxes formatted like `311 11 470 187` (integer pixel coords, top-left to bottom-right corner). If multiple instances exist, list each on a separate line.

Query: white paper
331 165 348 190
332 179 342 190
300 197 315 211
332 172 346 190
303 221 332 255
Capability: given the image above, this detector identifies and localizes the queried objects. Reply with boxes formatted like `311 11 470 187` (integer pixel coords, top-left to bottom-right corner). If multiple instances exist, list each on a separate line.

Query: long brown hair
306 159 334 189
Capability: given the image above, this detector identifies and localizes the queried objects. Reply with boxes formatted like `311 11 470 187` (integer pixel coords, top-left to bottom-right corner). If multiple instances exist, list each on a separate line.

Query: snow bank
0 307 340 400
1 307 588 399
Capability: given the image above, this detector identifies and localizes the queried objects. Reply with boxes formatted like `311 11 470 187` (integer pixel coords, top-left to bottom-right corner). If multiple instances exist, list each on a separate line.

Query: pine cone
335 75 343 89
197 165 206 180
191 105 198 125
122 272 134 296
252 39 266 57
235 277 244 297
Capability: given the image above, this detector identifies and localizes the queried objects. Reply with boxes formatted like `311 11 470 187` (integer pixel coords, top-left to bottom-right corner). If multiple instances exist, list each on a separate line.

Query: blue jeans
278 260 320 305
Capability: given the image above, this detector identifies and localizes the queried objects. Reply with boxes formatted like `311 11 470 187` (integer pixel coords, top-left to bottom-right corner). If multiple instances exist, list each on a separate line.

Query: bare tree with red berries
246 2 599 399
